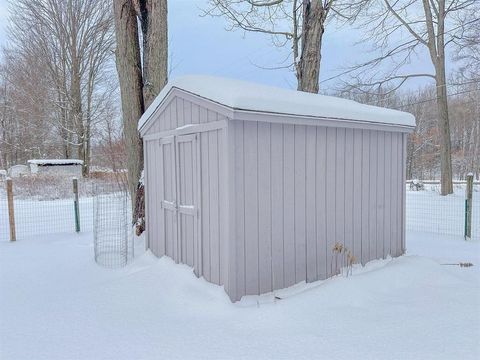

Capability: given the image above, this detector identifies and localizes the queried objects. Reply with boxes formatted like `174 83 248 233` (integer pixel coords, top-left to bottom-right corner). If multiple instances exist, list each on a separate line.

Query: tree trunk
71 65 84 164
296 0 324 93
426 0 453 195
138 0 168 108
434 66 453 194
113 0 145 210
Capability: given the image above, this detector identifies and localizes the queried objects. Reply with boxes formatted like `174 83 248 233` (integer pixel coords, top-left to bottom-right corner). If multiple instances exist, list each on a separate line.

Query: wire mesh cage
93 184 133 268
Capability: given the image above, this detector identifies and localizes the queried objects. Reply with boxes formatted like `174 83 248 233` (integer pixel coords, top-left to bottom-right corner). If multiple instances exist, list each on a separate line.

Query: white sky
0 0 437 92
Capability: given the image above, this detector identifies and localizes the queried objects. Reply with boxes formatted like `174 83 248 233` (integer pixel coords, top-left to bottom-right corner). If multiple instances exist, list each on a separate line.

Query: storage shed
28 159 83 177
139 75 415 301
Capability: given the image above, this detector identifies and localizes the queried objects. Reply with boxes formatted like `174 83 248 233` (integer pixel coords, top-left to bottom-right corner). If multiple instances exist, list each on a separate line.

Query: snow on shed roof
138 75 415 131
28 159 83 165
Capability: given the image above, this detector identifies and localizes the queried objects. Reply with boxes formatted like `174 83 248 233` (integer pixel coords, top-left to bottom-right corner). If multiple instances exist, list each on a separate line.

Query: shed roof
138 75 415 131
28 159 83 165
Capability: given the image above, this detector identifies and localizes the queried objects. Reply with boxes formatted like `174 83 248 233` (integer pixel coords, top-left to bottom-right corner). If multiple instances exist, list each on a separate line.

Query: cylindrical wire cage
93 184 133 268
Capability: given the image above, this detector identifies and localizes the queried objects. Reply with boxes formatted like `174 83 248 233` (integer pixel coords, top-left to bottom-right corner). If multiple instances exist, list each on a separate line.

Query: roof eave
231 108 415 133
139 87 415 136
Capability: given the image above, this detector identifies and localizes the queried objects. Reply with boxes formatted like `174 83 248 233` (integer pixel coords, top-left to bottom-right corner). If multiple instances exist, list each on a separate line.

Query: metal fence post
464 173 473 240
73 178 80 233
6 178 16 241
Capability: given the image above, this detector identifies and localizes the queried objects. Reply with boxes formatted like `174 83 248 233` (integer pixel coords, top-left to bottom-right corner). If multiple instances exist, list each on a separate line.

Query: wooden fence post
73 178 80 233
7 178 16 241
464 173 473 240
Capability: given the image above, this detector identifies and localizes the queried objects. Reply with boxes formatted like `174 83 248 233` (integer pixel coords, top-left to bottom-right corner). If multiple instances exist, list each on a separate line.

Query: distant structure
7 165 30 178
28 159 83 177
139 75 415 301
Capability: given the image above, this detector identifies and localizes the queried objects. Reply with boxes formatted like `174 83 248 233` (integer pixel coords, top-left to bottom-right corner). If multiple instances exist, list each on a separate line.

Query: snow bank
138 75 416 132
0 231 478 359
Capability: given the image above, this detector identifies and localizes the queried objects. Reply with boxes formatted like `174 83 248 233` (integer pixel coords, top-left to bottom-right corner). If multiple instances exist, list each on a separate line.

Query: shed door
159 136 178 261
175 134 200 274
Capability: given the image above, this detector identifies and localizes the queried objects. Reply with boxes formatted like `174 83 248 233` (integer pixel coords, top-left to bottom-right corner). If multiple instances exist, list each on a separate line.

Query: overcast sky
0 0 436 92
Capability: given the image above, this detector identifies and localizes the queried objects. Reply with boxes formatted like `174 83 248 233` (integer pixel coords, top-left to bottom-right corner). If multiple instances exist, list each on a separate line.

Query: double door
159 133 201 275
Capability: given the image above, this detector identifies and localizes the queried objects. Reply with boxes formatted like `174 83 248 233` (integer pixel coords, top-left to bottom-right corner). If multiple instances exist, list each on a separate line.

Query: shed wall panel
244 121 259 295
208 130 220 284
305 128 317 282
294 125 307 284
229 120 406 300
344 128 354 261
377 132 386 259
384 132 392 258
325 127 336 277
270 123 285 290
361 130 370 264
234 121 246 296
368 131 378 260
315 127 327 280
200 132 211 279
335 128 346 267
258 122 273 294
283 124 296 287
352 129 363 263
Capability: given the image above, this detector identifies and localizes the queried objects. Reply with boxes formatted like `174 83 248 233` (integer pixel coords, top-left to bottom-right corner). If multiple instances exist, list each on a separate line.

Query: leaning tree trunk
113 0 145 214
139 0 168 108
130 0 168 233
296 0 324 93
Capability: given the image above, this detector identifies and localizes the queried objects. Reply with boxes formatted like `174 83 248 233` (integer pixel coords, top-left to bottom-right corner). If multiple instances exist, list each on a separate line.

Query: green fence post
7 178 16 241
73 178 80 233
464 173 473 240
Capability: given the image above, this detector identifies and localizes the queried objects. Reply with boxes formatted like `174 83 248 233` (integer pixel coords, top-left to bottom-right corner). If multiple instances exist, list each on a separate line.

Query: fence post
6 178 16 241
73 178 80 233
464 173 473 240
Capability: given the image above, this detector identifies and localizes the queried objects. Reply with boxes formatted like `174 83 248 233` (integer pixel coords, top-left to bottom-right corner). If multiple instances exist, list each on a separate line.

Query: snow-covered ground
0 229 478 360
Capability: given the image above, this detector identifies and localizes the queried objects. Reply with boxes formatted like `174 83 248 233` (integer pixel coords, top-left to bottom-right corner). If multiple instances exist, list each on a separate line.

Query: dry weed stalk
331 242 356 277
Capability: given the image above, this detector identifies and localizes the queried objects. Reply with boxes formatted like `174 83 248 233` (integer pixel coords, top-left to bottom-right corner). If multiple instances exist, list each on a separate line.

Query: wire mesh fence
93 184 133 268
406 181 480 240
0 175 478 252
0 175 128 242
0 176 94 241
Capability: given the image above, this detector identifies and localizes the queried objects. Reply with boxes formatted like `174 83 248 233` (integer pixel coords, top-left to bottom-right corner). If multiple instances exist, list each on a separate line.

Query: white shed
139 75 415 301
28 159 83 177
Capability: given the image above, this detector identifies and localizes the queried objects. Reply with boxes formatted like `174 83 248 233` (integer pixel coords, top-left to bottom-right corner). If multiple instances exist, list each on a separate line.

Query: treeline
405 81 479 180
0 0 123 175
338 76 480 180
0 0 478 187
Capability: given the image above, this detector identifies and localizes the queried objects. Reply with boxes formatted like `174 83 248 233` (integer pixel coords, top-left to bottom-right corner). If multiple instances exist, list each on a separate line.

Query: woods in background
0 0 117 176
0 0 478 201
339 76 480 181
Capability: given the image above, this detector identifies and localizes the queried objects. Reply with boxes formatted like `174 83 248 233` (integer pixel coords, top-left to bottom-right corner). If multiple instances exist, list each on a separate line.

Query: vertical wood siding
143 97 227 289
229 120 407 301
143 94 408 302
143 97 228 136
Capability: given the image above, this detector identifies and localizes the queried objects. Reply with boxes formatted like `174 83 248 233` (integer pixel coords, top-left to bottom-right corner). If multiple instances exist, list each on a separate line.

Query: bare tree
0 47 64 168
340 0 477 195
206 0 334 93
454 4 480 81
113 0 145 217
113 0 168 228
7 0 115 175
